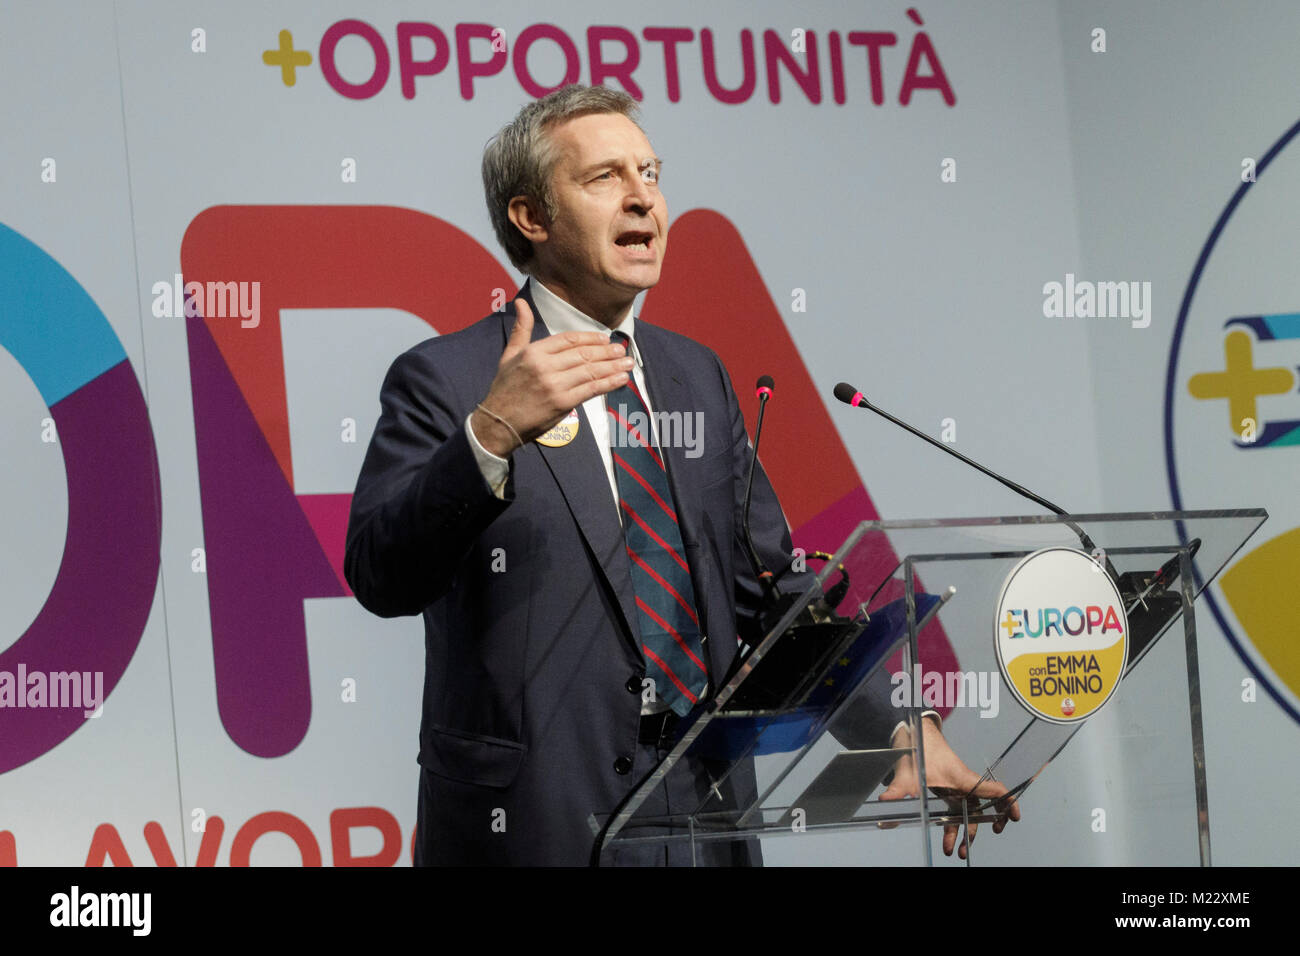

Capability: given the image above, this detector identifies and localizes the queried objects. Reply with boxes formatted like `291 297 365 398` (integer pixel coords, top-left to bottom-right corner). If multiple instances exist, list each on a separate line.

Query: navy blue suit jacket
345 282 895 865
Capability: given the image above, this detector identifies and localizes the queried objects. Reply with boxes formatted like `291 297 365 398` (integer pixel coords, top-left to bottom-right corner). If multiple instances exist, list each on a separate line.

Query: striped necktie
607 331 708 716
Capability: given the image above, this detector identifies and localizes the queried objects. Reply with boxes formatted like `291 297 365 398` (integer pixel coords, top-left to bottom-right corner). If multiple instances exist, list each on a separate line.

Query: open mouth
614 231 655 253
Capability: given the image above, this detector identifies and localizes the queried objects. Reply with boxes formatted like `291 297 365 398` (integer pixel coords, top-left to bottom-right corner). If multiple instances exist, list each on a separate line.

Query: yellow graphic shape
1005 637 1126 721
263 30 313 86
1220 527 1300 697
1188 330 1294 434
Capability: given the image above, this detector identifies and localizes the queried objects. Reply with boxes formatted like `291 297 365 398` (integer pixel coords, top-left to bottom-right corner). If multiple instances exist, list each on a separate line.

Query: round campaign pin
536 408 580 447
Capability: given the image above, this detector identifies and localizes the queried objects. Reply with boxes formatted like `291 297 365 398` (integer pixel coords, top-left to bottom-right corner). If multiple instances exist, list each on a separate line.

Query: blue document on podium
693 592 941 757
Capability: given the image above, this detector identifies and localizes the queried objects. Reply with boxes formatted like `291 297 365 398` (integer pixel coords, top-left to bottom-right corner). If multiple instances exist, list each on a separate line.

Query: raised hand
471 298 635 457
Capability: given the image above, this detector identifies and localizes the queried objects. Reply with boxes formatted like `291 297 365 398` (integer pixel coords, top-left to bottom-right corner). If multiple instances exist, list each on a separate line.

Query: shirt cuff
889 711 942 747
465 411 510 500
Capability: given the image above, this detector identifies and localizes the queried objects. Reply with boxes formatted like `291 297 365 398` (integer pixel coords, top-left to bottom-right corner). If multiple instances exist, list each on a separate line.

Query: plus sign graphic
1187 329 1294 433
262 29 312 86
1000 610 1020 638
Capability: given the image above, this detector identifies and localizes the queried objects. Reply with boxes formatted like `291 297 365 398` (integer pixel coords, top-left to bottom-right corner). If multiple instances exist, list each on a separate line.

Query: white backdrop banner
1 0 1296 865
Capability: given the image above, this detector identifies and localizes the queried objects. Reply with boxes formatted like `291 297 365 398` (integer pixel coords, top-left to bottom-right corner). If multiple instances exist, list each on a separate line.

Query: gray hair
482 84 642 273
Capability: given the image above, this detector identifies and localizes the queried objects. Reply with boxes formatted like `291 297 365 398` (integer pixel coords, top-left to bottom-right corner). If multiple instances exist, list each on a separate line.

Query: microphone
1116 536 1202 617
833 384 1205 670
832 382 1121 582
742 376 778 603
833 383 1071 518
740 377 845 626
721 375 861 709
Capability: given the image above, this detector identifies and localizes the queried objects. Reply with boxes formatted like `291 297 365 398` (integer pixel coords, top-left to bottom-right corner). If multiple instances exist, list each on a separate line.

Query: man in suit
345 85 1015 865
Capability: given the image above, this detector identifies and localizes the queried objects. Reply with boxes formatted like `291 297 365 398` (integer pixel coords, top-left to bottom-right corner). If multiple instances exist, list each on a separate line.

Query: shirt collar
529 278 645 372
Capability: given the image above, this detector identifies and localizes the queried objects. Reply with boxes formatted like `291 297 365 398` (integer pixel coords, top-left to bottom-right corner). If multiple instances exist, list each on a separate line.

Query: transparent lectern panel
591 510 1266 865
869 510 1266 799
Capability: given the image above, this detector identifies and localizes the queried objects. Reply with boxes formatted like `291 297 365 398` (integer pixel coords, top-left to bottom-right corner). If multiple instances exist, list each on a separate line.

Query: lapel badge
536 408 580 447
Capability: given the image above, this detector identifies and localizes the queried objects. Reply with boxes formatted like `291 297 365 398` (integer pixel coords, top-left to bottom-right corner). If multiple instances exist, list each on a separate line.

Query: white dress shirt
466 278 659 513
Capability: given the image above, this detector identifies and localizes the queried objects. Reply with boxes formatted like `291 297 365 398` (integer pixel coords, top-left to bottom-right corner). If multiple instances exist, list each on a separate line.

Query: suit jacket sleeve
715 351 900 749
345 344 512 618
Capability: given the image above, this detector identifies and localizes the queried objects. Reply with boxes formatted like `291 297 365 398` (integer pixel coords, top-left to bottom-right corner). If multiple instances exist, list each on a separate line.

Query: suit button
614 756 633 775
625 675 642 694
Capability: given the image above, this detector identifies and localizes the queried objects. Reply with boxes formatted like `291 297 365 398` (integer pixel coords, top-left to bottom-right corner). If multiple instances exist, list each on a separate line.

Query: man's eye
641 167 659 184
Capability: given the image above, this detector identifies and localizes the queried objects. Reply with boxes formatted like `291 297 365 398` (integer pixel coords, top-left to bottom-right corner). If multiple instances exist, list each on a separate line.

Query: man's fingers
971 777 1008 798
875 773 914 830
547 339 632 371
880 757 1015 855
543 372 631 415
935 759 984 794
582 370 632 402
993 798 1020 829
554 358 633 397
878 780 909 802
934 790 976 857
942 823 977 858
1001 798 1021 823
962 794 980 858
957 823 976 860
535 328 616 355
876 783 905 830
505 298 535 355
971 778 1021 823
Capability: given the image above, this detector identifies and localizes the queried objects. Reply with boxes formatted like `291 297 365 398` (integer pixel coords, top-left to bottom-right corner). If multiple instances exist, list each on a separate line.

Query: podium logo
1000 604 1125 638
994 548 1128 724
1165 115 1300 727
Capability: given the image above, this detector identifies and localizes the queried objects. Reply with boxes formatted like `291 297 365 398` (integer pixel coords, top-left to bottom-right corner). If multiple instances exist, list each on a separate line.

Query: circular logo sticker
994 547 1129 724
536 407 580 447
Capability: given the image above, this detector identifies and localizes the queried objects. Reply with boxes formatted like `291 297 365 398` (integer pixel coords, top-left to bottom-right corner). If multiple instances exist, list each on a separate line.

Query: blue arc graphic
1162 116 1300 726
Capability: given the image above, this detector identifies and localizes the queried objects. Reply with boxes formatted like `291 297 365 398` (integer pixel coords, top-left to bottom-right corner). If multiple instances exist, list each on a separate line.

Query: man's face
528 112 668 318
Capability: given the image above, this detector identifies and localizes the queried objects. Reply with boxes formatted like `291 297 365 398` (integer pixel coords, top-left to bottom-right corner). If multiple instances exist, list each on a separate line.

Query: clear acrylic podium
589 509 1267 866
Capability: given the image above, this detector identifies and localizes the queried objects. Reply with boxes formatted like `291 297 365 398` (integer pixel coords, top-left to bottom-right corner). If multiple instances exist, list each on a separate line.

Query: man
345 85 1015 865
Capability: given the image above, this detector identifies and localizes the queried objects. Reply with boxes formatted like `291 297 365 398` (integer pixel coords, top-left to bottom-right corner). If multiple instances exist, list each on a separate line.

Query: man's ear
508 196 549 246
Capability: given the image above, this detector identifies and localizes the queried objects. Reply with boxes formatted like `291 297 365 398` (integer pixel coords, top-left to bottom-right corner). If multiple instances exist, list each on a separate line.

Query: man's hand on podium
880 716 1021 859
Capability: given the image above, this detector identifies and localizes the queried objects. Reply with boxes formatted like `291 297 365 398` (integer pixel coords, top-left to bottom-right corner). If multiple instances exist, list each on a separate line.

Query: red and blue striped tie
607 331 708 716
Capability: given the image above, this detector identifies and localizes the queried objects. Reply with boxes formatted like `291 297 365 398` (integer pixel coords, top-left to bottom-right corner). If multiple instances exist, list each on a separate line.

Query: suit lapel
505 283 642 652
501 287 718 666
